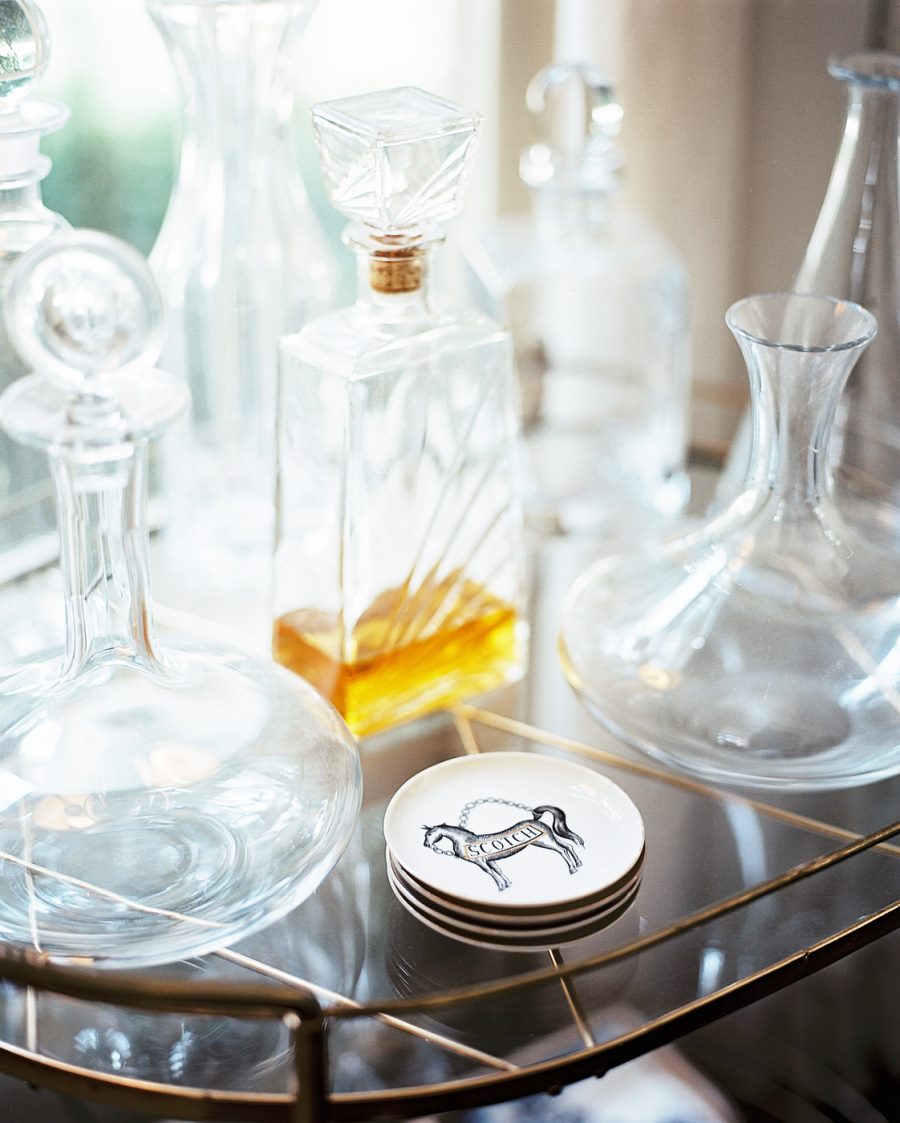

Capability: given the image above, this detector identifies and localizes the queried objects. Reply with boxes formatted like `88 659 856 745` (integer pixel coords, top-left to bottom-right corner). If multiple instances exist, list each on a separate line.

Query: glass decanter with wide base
0 230 361 967
273 87 527 738
718 51 900 547
560 293 900 790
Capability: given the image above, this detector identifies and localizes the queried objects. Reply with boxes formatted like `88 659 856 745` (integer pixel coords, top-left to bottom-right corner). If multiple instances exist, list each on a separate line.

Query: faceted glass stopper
520 62 624 190
312 85 481 233
0 0 49 105
5 229 164 390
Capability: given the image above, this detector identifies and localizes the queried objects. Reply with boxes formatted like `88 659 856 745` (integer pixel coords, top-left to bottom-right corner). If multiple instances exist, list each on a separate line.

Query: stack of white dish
383 752 645 951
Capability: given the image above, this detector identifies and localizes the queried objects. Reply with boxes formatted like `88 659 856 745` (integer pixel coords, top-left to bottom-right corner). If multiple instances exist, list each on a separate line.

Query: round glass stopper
0 0 49 104
5 229 163 390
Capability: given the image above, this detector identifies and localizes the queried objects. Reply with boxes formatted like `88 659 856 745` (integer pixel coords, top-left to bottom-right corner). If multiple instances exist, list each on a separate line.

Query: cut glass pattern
312 86 481 232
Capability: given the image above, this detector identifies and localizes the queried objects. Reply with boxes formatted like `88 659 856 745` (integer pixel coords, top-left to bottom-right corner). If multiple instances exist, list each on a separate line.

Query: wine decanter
560 293 900 790
717 51 900 545
146 0 339 625
0 229 361 967
273 87 527 738
465 62 691 537
0 0 70 578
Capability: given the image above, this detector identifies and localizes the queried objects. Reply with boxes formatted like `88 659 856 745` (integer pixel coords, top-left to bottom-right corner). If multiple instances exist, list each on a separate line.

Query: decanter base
563 666 900 791
0 640 361 966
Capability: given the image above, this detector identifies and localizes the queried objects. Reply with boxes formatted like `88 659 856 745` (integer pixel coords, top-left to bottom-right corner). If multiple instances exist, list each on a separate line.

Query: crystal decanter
146 0 338 616
560 293 900 790
466 62 691 537
0 0 69 577
718 51 900 546
802 50 900 542
273 87 527 738
0 230 361 967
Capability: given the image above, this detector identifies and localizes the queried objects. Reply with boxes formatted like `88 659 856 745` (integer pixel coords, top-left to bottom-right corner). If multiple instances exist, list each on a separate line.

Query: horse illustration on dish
422 804 584 891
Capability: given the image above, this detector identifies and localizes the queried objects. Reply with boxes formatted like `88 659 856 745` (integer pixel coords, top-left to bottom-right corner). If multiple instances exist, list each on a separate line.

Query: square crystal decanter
273 87 527 738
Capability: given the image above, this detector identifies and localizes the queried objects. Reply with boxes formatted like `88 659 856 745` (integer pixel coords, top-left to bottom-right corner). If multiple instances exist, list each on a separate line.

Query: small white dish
387 849 644 926
383 752 645 912
387 852 642 937
386 861 640 951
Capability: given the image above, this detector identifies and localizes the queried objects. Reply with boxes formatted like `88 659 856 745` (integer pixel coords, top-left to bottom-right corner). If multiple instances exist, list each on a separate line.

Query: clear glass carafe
466 63 691 537
560 293 900 790
0 0 69 581
0 230 360 967
146 0 338 616
273 87 527 738
719 51 900 544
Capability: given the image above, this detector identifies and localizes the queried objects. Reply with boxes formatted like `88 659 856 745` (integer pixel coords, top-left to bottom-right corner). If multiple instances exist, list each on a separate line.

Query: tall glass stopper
519 61 624 193
0 230 361 967
802 50 900 540
0 0 70 589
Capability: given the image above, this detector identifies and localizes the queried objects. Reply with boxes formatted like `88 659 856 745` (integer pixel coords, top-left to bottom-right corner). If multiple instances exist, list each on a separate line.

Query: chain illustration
458 797 534 828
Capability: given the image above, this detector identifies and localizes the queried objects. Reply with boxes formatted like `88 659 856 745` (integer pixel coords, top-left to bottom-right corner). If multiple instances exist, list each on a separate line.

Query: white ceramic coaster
383 752 645 913
387 849 644 927
387 850 642 935
387 860 641 952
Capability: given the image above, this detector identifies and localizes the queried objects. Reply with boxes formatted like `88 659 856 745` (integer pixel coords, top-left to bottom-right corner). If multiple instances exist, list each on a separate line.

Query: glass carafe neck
351 233 436 322
147 0 315 177
799 52 900 294
50 430 161 680
731 294 877 519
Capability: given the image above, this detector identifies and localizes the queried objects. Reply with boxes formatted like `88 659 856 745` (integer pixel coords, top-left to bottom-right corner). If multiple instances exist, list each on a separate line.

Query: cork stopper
368 247 424 294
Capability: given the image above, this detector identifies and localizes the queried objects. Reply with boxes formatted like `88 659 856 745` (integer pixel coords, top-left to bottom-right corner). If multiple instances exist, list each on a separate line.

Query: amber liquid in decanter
274 576 519 738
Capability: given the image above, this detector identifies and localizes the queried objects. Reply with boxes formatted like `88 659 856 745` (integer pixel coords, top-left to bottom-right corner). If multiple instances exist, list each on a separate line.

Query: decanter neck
799 57 900 295
731 295 877 520
0 182 44 211
0 182 60 258
352 233 436 321
50 430 162 680
532 186 614 239
147 0 314 171
746 349 841 515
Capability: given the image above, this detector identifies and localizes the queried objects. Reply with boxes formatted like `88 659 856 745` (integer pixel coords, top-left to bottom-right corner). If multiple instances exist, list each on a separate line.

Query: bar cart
0 468 897 1121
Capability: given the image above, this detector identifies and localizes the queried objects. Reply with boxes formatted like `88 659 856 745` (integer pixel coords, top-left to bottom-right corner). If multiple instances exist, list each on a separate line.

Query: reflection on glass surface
0 839 367 1092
